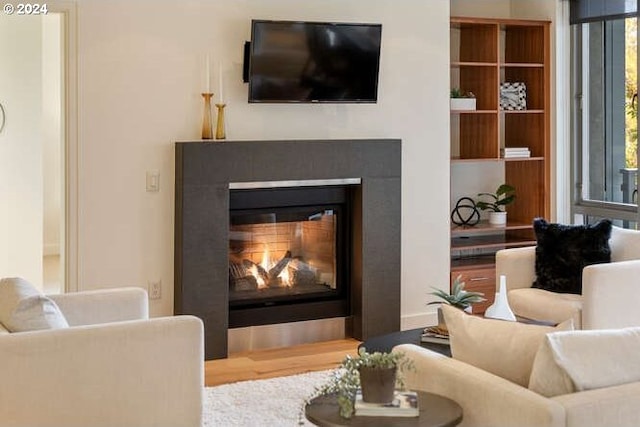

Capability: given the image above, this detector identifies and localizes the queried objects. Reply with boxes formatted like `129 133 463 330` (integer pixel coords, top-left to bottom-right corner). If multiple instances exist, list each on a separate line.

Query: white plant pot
488 211 507 225
450 98 476 111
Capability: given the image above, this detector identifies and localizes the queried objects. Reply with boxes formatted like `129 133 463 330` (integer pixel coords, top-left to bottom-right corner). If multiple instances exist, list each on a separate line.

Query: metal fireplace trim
229 178 362 190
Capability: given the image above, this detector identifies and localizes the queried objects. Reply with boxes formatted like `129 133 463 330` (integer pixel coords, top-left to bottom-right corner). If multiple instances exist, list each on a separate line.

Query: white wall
0 15 44 286
74 0 452 324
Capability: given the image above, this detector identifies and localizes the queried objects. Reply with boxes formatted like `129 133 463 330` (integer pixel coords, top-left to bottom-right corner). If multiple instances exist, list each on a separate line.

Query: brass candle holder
215 103 226 140
201 93 214 140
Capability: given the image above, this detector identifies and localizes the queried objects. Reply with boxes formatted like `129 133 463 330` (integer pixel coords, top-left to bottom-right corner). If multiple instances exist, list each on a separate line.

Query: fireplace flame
278 267 292 287
260 245 272 271
248 265 267 289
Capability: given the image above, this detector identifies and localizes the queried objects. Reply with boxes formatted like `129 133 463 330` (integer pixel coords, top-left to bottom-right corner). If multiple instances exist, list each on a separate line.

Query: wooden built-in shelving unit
449 17 551 312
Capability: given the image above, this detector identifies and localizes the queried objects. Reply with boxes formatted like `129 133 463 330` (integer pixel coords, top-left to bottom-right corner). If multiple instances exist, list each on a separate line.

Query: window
572 3 639 228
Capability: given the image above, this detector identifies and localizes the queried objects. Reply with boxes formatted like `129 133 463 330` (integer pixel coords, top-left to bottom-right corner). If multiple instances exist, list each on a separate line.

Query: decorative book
420 332 450 345
354 390 419 417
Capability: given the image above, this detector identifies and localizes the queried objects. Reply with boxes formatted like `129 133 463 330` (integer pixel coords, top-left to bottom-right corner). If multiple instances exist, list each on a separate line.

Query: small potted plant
428 275 485 328
475 183 516 225
302 348 414 420
450 88 476 111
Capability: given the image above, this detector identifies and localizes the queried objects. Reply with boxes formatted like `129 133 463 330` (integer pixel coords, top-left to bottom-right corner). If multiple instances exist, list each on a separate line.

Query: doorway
0 11 70 294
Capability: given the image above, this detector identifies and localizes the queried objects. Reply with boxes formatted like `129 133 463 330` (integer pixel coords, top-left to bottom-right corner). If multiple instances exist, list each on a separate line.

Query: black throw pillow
532 218 612 294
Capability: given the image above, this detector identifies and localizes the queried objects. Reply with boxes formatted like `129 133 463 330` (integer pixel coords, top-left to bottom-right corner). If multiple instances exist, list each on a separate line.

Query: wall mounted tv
248 20 382 103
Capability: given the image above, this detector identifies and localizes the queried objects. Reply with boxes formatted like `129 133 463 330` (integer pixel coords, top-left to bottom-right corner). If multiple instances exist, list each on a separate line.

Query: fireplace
175 139 401 360
228 185 352 327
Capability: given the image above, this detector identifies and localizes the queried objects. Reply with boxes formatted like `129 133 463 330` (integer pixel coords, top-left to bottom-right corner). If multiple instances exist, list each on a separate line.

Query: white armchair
496 226 640 329
0 287 204 427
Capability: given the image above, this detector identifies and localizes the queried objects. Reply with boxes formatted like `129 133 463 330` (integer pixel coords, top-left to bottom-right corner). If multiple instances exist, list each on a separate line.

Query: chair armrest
496 246 537 290
0 316 203 427
394 344 565 427
552 382 640 427
582 260 640 329
49 287 149 326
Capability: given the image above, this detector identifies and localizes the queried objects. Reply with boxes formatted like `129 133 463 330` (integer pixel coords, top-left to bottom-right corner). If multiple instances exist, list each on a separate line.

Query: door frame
50 1 78 292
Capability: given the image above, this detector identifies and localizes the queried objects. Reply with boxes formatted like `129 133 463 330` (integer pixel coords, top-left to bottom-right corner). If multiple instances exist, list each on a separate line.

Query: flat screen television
248 20 382 103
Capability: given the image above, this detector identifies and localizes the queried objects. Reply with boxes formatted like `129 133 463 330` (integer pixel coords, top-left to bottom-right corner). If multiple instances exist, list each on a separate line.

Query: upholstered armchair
496 225 640 329
0 286 204 427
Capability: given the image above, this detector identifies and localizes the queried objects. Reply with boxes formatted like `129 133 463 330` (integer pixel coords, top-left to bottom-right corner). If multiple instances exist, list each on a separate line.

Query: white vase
488 211 507 225
484 275 516 321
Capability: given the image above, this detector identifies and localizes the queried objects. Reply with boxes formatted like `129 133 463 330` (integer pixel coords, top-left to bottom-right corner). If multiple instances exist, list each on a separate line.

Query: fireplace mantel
175 139 401 360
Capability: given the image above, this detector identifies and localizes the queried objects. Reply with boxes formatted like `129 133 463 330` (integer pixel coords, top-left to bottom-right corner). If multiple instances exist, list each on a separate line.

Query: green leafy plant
475 184 516 212
299 348 415 422
428 275 485 310
450 88 475 98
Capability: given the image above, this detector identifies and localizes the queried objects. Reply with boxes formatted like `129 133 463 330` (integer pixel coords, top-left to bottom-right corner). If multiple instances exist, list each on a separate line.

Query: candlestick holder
215 103 226 140
201 93 214 140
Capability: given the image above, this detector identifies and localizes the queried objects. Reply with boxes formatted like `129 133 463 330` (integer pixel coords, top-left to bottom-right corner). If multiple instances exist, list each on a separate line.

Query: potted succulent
428 275 486 328
450 88 476 111
475 183 516 225
301 348 415 420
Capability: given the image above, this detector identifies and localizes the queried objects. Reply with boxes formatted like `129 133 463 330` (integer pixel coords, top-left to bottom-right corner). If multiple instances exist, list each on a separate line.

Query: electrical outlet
148 280 162 300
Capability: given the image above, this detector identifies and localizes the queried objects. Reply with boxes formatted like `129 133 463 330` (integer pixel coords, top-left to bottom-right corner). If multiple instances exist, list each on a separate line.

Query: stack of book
354 390 419 417
501 147 531 158
421 326 450 345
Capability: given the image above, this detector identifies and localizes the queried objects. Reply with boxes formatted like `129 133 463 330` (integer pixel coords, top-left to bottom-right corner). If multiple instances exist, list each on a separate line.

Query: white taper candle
205 55 211 93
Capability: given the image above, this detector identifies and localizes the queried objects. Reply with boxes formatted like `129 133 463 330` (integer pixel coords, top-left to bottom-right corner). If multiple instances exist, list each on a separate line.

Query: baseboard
401 310 437 330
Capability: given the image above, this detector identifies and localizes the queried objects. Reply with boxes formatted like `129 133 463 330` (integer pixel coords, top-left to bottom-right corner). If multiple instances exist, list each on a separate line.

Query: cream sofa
395 343 640 427
496 226 640 329
0 287 204 427
395 304 640 427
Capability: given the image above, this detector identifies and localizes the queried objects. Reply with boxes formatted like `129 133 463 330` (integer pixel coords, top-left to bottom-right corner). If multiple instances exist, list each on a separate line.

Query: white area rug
204 370 333 427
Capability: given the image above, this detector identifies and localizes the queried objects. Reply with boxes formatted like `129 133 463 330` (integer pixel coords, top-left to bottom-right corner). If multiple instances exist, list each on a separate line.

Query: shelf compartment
458 114 498 159
502 67 545 110
452 22 498 63
460 66 498 110
451 234 536 250
506 160 547 222
503 24 546 64
504 113 545 157
452 61 499 67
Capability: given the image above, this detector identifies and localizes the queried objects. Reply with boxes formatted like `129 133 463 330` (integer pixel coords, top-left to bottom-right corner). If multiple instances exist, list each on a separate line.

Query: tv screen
248 20 382 103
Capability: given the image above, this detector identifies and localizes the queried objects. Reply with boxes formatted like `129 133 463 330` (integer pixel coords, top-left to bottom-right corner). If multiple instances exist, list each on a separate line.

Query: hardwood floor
205 338 361 387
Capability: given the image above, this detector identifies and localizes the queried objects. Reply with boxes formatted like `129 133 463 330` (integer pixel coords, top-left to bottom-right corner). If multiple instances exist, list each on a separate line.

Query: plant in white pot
450 88 476 111
475 184 516 225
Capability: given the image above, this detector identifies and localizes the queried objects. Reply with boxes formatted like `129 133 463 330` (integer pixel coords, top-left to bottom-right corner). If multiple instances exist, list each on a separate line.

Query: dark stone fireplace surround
174 139 401 360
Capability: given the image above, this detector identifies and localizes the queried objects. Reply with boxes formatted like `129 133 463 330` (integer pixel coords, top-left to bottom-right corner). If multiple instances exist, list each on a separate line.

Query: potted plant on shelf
301 348 415 420
450 88 476 111
428 275 486 328
475 183 516 225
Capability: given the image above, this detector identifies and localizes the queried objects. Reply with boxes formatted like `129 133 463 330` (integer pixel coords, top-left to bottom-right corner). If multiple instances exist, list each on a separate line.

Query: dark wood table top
358 328 451 357
305 391 463 427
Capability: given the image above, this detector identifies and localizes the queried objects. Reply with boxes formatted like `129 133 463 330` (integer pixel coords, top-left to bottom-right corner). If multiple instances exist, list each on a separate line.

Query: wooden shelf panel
501 109 544 114
451 157 544 163
452 61 499 67
451 110 497 114
451 220 532 236
501 63 544 68
451 234 536 250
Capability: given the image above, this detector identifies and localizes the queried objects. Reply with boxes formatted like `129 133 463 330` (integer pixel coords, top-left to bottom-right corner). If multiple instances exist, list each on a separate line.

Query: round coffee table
305 391 462 427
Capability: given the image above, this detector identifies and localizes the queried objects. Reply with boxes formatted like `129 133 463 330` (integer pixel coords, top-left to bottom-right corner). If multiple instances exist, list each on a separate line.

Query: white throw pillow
0 277 69 332
531 327 640 395
441 304 573 387
528 335 576 397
